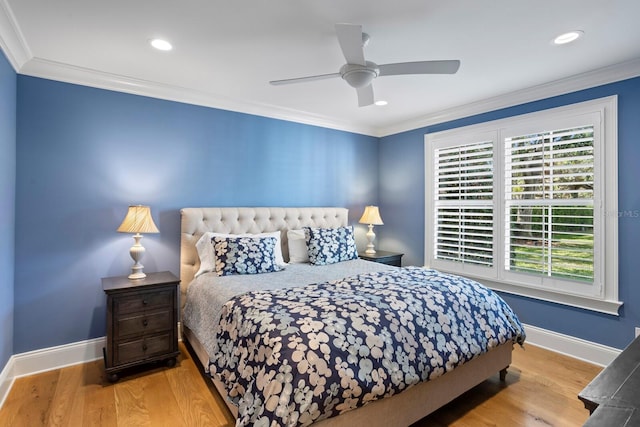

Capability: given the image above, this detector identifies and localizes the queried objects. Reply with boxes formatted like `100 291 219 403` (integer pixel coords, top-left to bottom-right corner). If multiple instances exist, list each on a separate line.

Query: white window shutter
434 141 494 267
504 125 595 283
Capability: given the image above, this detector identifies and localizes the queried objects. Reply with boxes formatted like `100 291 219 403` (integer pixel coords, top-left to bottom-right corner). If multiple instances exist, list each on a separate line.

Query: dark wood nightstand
102 271 180 382
359 250 403 267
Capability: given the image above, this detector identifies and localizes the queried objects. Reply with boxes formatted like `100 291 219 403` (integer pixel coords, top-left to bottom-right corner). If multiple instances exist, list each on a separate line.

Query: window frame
425 96 621 315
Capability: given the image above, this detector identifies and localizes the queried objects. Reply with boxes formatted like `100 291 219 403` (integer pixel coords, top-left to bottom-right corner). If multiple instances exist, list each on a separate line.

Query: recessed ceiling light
553 31 583 45
150 38 173 51
375 100 388 106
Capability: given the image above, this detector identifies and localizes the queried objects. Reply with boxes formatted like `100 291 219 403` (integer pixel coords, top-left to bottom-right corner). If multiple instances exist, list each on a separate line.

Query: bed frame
179 207 512 426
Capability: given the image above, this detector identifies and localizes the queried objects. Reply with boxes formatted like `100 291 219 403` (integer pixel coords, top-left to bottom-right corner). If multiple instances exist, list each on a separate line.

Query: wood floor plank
80 360 117 427
165 350 234 426
114 369 185 427
137 371 185 426
0 369 59 427
46 363 85 426
113 373 151 426
0 342 602 427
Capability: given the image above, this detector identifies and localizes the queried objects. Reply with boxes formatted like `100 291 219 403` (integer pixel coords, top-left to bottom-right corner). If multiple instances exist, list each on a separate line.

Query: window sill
436 268 623 316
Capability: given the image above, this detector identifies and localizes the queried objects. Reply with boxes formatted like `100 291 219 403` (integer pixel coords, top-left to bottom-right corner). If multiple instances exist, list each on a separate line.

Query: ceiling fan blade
335 23 366 66
357 84 374 107
378 60 461 76
269 72 340 86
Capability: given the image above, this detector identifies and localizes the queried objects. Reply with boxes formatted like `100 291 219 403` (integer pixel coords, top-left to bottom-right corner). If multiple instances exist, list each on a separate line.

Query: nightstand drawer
115 332 173 365
114 289 173 314
116 310 172 338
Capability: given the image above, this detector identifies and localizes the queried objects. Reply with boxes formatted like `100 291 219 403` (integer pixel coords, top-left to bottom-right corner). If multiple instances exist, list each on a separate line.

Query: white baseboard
11 337 105 378
522 323 621 367
0 354 15 409
0 324 623 410
0 336 104 409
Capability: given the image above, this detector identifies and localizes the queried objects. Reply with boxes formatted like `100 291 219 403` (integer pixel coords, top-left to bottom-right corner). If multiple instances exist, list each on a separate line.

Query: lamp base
365 224 377 254
128 233 147 280
128 267 146 280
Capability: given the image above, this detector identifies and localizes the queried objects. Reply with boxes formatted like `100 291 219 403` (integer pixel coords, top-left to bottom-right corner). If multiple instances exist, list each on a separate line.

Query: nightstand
102 271 180 382
359 250 404 267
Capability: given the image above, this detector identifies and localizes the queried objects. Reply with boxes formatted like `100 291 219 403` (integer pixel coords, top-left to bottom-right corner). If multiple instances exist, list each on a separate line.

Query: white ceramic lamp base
365 224 377 254
128 233 147 280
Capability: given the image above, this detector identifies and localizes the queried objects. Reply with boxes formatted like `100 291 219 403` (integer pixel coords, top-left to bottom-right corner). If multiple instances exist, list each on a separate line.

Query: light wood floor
0 342 601 427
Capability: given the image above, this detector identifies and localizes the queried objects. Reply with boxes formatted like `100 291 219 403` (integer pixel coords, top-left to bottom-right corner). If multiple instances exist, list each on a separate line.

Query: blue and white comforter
209 266 525 427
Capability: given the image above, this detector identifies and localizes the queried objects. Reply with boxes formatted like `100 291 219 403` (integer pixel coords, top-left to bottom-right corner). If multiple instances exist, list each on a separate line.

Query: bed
180 207 525 427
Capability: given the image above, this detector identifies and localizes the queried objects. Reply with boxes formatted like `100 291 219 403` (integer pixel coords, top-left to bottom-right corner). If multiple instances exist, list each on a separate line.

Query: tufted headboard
179 207 349 310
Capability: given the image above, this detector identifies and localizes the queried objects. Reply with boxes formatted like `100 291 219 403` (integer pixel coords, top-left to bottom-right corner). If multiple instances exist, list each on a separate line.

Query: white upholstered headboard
179 207 349 309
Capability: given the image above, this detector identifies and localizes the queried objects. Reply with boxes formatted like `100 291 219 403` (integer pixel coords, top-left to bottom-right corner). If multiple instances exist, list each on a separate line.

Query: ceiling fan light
340 62 379 88
343 70 376 88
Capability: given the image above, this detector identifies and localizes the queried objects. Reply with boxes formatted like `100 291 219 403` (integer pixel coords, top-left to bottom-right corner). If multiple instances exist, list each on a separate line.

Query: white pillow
195 231 286 277
287 229 309 263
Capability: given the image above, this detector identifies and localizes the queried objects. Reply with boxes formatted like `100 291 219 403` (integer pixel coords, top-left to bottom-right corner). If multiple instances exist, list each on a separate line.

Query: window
425 96 621 315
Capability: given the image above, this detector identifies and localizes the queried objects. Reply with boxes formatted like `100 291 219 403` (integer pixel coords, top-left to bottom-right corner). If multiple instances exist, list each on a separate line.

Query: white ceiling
2 0 640 136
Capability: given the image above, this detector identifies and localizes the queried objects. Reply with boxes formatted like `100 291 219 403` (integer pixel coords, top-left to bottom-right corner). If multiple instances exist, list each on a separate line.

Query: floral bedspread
208 267 526 427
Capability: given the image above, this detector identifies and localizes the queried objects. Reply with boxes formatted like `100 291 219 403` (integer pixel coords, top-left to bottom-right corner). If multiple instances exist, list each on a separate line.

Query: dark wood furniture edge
102 270 180 292
578 336 640 426
358 250 404 267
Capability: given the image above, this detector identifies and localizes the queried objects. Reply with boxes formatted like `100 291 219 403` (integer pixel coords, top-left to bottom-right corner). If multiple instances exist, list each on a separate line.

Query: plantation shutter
504 125 595 283
433 141 494 267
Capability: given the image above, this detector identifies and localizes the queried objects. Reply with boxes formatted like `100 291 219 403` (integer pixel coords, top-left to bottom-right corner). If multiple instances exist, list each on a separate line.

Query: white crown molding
0 11 375 136
0 0 30 70
1 0 638 138
378 58 640 137
19 57 379 137
19 57 640 139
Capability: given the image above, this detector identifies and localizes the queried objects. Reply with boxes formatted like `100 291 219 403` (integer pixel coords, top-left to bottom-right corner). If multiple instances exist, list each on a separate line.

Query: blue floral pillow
213 236 284 276
304 226 358 266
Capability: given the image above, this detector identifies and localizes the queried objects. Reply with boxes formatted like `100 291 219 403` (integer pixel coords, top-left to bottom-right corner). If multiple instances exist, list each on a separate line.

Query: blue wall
379 77 640 350
7 59 640 355
0 50 16 370
14 76 379 353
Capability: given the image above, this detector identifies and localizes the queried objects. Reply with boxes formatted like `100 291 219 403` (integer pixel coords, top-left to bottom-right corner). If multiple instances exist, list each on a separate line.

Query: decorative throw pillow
304 226 358 266
287 229 309 263
195 231 286 277
213 236 284 276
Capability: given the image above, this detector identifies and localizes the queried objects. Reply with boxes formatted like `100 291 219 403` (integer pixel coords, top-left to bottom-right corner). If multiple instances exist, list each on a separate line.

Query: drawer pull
142 299 148 306
142 343 148 351
142 319 148 327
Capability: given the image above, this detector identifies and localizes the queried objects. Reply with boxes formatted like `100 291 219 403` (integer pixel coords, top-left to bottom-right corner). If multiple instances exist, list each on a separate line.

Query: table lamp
117 205 159 279
359 205 383 254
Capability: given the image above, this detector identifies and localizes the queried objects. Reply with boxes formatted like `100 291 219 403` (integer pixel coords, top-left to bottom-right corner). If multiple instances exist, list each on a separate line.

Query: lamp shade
359 206 383 225
117 205 159 234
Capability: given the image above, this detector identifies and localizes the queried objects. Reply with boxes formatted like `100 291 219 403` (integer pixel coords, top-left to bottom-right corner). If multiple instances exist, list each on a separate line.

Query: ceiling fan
269 23 461 107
